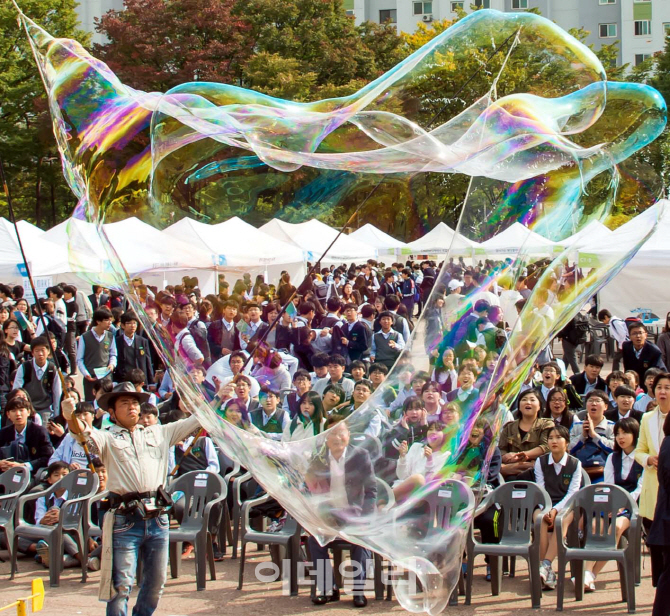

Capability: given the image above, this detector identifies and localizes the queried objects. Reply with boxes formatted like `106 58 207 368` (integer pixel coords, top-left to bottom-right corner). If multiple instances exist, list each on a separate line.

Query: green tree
0 0 85 227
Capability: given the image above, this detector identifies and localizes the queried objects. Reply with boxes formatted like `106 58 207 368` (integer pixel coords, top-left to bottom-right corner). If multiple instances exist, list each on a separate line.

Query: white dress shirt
604 450 643 502
329 447 349 509
534 452 582 512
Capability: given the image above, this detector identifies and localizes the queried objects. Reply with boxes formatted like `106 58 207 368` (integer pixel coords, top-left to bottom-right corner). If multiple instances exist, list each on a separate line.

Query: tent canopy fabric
406 222 477 255
260 218 376 262
349 223 408 254
164 216 305 267
479 222 555 255
0 218 72 280
556 220 613 248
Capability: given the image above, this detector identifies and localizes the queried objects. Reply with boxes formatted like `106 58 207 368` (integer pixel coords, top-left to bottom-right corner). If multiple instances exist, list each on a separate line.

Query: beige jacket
634 408 668 519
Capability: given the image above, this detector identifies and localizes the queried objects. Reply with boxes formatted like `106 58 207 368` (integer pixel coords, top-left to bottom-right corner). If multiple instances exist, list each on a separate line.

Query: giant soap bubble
19 5 666 613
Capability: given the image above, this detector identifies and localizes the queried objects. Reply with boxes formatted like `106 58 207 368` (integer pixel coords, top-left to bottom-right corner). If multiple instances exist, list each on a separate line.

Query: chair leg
288 538 299 597
195 534 207 591
169 541 181 579
573 559 584 602
207 535 216 581
490 555 502 596
556 553 567 611
528 548 543 610
333 548 344 590
373 554 384 601
464 547 474 605
10 533 19 580
237 540 247 590
231 501 240 560
625 558 636 613
508 555 515 578
49 535 63 588
617 559 627 603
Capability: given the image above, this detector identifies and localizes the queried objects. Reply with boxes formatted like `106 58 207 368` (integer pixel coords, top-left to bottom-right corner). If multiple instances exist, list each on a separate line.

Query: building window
379 9 397 22
413 1 432 14
635 54 651 65
664 22 670 34
599 23 617 38
599 0 616 4
511 0 528 9
634 20 651 36
475 0 490 6
451 1 464 10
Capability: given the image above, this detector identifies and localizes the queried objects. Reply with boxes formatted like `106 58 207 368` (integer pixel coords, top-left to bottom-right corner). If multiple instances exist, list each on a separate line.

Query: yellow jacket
634 408 668 519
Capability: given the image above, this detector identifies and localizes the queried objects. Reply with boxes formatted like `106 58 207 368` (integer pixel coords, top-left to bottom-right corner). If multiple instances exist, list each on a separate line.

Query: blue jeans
107 510 169 616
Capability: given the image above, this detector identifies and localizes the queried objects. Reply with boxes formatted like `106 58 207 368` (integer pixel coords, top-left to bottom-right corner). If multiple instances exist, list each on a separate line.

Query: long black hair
290 391 325 436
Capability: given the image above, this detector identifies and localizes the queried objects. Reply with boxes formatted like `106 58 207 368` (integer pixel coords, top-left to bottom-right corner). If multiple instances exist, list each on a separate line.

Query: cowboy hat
98 382 151 412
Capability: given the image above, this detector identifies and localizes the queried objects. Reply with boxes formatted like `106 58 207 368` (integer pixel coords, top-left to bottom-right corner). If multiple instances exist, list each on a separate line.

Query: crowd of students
0 256 668 613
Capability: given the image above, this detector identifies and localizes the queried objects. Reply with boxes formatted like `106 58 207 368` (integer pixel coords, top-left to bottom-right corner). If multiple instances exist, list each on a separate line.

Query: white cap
448 279 463 291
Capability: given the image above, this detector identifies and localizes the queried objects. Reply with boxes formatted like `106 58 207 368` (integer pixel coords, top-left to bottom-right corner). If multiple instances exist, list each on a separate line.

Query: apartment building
345 0 670 67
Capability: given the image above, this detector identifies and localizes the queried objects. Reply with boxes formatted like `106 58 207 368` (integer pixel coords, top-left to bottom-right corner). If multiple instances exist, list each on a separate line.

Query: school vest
174 440 209 476
374 331 401 363
611 451 643 494
22 360 55 411
250 408 286 434
539 454 579 507
83 330 113 375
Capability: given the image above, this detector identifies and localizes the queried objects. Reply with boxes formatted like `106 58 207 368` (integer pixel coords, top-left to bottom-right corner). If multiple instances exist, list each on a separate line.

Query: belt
107 491 165 519
108 491 157 507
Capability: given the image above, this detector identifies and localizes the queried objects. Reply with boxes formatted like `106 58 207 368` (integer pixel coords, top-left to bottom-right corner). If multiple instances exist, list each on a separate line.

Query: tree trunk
50 175 56 227
35 157 42 227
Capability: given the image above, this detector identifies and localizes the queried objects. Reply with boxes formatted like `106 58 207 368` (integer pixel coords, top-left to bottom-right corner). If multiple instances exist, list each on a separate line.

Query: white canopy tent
556 220 613 248
479 222 556 256
349 223 409 257
164 216 306 285
0 218 73 282
595 202 670 319
260 218 376 263
406 222 478 256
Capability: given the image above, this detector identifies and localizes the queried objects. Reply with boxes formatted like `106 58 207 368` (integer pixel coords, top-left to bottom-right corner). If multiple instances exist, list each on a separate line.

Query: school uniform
113 331 154 384
534 452 582 510
0 421 54 475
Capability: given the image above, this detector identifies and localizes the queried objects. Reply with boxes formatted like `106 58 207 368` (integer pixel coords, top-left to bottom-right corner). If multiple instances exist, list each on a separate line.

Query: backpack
570 313 590 346
314 281 328 301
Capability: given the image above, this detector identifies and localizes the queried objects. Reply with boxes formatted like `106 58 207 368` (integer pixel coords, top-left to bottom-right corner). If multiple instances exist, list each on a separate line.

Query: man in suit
623 323 667 391
605 385 644 424
334 304 371 363
0 398 54 475
570 355 607 397
114 312 154 384
305 416 377 607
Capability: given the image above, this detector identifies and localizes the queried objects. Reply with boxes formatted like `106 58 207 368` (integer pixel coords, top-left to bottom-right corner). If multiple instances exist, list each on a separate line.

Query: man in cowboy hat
62 382 202 616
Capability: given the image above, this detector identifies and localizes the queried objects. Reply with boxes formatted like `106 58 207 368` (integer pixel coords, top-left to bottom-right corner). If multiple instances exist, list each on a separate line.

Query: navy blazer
569 372 607 397
647 436 670 547
307 445 377 516
113 331 154 384
622 341 667 389
0 422 54 475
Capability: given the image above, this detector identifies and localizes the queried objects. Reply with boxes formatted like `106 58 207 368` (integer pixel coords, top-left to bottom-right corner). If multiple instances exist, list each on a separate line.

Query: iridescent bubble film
19 6 666 613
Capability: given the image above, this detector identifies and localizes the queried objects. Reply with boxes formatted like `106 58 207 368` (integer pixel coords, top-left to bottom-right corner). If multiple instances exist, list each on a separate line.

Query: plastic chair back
168 470 225 531
494 481 550 545
56 470 100 531
0 467 31 525
431 479 475 532
575 484 634 551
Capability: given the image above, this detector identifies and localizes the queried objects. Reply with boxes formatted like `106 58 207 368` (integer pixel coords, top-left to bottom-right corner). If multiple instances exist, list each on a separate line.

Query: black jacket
622 341 667 390
333 321 371 361
647 436 670 547
113 332 154 384
207 320 240 361
604 407 644 424
307 445 377 516
569 372 608 397
0 422 54 475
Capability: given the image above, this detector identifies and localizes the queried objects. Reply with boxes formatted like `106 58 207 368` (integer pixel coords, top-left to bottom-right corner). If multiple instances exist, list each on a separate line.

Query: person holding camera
62 381 201 616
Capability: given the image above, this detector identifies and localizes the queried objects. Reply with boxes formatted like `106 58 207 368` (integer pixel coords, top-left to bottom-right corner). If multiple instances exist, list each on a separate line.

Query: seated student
219 398 262 436
605 385 644 423
633 367 663 413
394 420 450 502
138 402 159 427
499 389 553 479
536 424 582 591
605 370 626 411
570 355 607 397
249 387 288 440
12 336 63 422
305 416 376 607
348 360 367 384
371 311 405 370
127 368 159 407
368 362 396 406
313 354 355 400
536 361 582 411
91 377 114 429
446 364 480 409
34 461 85 569
309 352 331 385
282 369 312 419
0 397 53 475
283 391 326 443
335 303 372 363
221 375 260 414
542 387 575 430
168 431 220 476
48 402 96 469
569 390 615 481
431 347 457 395
582 417 644 592
455 417 502 487
86 457 109 571
389 370 430 421
421 381 443 422
321 383 347 416
206 350 260 399
624 370 642 395
334 379 373 419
